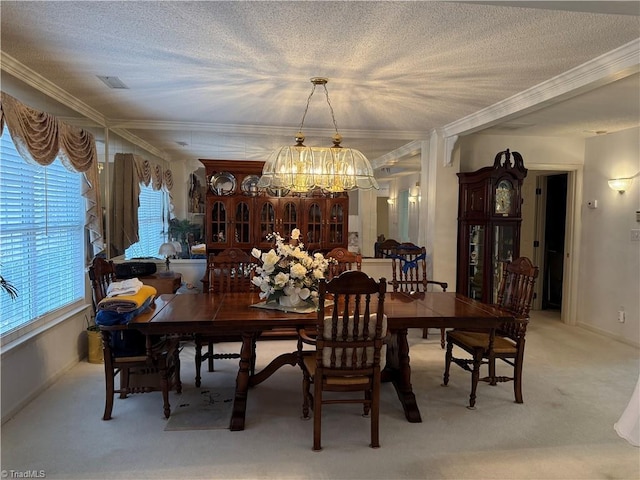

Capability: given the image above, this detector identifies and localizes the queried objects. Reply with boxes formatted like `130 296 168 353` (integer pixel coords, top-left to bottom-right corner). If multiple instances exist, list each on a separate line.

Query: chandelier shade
257 78 379 193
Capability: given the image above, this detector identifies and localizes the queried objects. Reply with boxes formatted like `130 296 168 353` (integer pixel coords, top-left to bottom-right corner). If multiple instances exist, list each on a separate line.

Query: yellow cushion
303 354 371 385
448 330 516 354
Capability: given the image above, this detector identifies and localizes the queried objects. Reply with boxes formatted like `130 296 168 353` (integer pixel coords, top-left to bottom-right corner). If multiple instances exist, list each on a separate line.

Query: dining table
129 290 514 431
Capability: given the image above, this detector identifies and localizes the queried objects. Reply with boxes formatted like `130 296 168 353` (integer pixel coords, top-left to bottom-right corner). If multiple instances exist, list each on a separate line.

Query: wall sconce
608 177 633 194
387 198 394 205
608 171 640 194
408 186 420 203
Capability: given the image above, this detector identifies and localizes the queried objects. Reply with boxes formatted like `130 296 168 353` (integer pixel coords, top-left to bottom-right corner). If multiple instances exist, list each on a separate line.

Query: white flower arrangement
251 228 332 306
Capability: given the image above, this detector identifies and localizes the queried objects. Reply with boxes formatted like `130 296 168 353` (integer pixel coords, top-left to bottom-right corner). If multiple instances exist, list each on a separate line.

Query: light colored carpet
1 311 639 480
164 387 234 431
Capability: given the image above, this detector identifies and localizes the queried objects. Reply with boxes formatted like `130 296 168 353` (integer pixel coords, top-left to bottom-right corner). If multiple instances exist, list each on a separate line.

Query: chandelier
257 77 379 193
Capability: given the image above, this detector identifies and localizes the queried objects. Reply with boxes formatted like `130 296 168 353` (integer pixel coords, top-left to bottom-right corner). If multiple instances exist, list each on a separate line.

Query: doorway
536 173 568 311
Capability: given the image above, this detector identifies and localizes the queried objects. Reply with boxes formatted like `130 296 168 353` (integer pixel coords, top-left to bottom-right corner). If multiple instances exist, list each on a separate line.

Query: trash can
87 327 104 364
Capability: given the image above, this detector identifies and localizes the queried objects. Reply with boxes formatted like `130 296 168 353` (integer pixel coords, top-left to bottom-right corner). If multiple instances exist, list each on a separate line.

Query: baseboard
576 322 640 349
1 355 83 425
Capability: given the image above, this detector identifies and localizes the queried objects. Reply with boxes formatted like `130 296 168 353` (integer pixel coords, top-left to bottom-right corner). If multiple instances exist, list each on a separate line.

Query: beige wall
578 127 639 343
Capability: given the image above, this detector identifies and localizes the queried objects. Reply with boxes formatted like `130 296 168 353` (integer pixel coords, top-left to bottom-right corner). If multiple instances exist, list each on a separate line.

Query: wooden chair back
389 245 448 346
317 271 387 372
495 256 539 337
325 247 362 279
201 248 255 293
88 257 117 309
389 245 448 293
375 238 400 258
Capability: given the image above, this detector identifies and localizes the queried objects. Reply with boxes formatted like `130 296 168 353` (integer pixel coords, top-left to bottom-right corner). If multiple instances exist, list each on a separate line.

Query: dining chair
388 245 449 347
297 270 387 451
88 257 181 420
325 247 362 279
442 256 539 408
196 248 256 386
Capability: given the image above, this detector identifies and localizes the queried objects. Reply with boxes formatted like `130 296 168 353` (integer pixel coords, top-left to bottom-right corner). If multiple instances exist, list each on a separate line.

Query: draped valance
0 92 104 259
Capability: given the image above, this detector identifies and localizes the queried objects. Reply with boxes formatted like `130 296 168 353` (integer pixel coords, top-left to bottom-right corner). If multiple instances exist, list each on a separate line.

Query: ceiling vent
97 75 129 89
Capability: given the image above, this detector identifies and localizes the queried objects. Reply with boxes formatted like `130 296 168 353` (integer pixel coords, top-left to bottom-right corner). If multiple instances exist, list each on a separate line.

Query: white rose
262 249 279 273
291 228 301 240
290 262 308 279
273 271 290 288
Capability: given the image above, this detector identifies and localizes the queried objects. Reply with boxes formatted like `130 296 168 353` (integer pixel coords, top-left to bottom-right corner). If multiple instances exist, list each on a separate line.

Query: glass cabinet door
258 200 276 244
328 202 345 246
305 202 322 247
281 200 298 241
209 200 228 246
468 225 485 300
233 200 251 244
492 224 515 302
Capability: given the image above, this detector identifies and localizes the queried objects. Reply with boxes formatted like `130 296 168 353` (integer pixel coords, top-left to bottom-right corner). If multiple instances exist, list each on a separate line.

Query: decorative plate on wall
241 175 260 196
209 172 236 195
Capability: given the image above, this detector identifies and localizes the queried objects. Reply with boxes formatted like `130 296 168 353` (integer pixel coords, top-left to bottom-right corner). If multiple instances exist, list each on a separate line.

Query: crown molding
1 52 107 127
109 128 169 161
1 51 168 160
371 139 427 169
442 39 640 137
107 119 422 141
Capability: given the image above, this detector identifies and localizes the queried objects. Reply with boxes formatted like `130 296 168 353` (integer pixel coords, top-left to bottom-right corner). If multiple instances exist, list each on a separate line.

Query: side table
139 272 182 294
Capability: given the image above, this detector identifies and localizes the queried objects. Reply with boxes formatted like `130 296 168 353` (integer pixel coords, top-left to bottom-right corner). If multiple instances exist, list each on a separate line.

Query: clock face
495 179 514 215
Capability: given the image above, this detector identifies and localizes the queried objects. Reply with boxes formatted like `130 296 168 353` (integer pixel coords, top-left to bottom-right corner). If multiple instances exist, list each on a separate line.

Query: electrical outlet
618 310 625 323
587 200 598 209
631 229 640 242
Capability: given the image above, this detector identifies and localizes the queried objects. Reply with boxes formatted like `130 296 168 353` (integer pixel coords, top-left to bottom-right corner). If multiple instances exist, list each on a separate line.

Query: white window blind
0 126 85 337
124 185 168 259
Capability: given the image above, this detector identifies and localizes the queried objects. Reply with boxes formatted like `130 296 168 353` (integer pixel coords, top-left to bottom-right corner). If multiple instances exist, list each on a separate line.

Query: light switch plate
587 200 598 209
631 229 640 242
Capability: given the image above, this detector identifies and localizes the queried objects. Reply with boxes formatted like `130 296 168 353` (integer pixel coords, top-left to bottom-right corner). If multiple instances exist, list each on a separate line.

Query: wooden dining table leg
383 328 422 423
229 332 254 431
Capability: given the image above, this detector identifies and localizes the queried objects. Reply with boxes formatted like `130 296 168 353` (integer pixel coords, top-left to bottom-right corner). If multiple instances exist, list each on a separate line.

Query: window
124 185 168 259
0 127 85 337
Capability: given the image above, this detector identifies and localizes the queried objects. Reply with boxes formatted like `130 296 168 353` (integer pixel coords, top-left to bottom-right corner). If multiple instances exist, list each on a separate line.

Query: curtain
110 153 174 256
0 92 104 260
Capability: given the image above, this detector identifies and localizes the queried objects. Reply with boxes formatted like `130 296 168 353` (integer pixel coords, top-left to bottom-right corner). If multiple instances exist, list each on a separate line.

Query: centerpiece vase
278 295 304 308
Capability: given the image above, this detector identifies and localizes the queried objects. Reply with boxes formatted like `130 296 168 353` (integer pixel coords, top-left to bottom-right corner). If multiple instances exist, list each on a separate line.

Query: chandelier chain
297 83 317 134
322 84 340 135
297 82 340 136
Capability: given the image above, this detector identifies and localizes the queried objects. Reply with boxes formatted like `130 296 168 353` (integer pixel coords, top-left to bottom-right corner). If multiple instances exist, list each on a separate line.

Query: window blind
0 127 85 336
124 185 168 259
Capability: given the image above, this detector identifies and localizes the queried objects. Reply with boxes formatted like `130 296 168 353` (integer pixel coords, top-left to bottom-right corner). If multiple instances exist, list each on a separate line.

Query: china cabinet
200 159 349 253
456 149 527 304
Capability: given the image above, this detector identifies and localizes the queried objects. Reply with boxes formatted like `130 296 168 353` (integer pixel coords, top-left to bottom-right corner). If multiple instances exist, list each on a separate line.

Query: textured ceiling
1 1 639 171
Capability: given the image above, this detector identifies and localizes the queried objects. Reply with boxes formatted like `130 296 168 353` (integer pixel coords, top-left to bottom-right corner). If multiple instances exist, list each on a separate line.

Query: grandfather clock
456 149 527 303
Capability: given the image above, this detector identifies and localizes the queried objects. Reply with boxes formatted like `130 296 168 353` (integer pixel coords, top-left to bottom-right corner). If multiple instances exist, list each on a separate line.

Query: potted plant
0 264 18 299
86 314 103 364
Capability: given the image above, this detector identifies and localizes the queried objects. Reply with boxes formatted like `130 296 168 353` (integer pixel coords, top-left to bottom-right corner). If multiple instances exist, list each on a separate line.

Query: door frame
530 165 582 326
